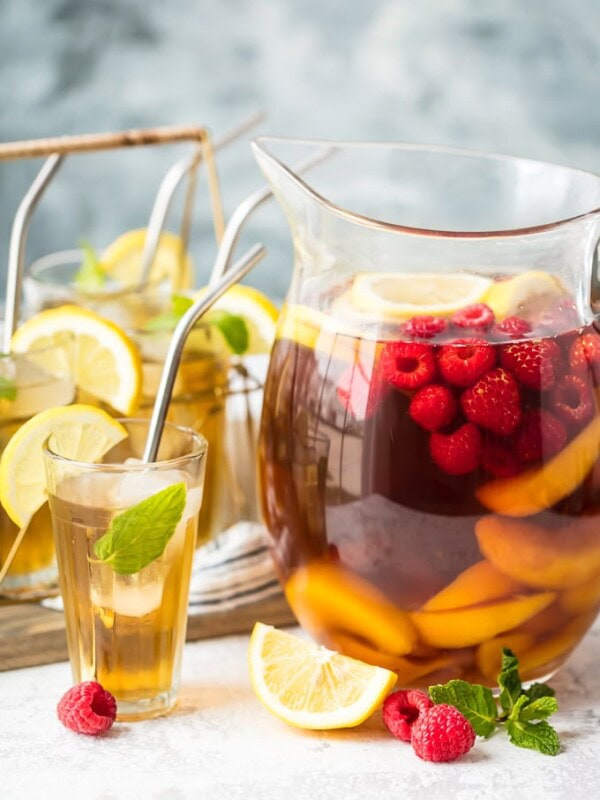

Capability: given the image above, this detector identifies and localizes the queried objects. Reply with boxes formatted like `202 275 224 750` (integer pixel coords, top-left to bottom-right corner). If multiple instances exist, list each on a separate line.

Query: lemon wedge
248 622 396 730
101 229 194 291
350 272 492 320
12 306 142 415
193 284 279 354
0 404 127 527
483 271 567 320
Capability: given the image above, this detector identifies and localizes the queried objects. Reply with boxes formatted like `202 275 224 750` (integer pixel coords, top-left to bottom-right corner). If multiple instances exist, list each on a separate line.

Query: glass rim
253 137 600 238
26 249 170 298
43 417 208 472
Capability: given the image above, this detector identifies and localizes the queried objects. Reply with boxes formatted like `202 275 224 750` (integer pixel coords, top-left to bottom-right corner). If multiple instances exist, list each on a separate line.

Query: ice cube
91 568 164 618
113 468 190 507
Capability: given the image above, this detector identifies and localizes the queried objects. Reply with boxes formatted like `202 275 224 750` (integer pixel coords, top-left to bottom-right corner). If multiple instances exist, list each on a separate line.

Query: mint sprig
143 294 249 354
0 376 17 401
94 482 187 575
429 648 560 756
74 240 106 291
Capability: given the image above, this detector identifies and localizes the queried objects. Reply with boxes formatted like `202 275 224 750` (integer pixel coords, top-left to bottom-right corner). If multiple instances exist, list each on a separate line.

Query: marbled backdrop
0 0 599 300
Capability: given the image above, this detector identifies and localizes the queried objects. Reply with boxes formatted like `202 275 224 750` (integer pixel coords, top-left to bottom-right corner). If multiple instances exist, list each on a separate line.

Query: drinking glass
44 419 207 721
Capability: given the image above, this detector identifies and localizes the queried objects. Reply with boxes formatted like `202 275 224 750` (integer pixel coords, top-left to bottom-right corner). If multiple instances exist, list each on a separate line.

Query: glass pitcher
253 138 600 688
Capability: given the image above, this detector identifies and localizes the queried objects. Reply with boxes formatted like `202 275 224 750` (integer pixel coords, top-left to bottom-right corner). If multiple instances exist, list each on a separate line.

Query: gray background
1 0 599 301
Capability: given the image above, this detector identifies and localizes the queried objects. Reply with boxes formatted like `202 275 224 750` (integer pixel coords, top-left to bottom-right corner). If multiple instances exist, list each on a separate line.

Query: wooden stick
0 125 209 161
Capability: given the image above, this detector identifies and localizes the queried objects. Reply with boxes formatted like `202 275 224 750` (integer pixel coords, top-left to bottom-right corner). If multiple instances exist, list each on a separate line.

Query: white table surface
2 622 599 800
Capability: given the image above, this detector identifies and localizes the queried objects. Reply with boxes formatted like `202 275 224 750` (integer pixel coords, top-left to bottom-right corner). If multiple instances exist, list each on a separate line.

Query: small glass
44 419 207 721
0 335 75 599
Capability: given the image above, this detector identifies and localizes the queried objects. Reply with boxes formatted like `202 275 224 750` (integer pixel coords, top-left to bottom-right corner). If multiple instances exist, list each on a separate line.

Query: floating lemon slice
0 404 127 527
12 306 142 416
483 271 566 321
248 622 396 730
350 272 493 320
193 284 279 354
101 229 194 291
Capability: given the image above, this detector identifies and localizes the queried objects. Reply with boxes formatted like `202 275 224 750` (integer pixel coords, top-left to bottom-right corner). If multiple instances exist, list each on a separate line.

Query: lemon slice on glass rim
11 306 142 415
0 404 127 527
101 229 194 291
349 272 493 320
248 622 397 730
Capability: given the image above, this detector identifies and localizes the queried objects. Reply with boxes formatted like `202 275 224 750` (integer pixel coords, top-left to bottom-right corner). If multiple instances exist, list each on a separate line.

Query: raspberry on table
451 303 495 331
429 423 481 475
382 689 433 742
380 341 436 390
494 316 532 339
57 681 117 736
500 339 562 391
480 435 520 478
409 384 457 432
514 409 568 463
411 704 476 763
402 316 447 340
550 374 594 428
438 339 496 387
461 367 522 436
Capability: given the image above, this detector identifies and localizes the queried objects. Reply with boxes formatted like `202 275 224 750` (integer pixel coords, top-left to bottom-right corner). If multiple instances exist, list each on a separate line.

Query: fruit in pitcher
475 632 535 679
429 423 481 476
476 414 600 516
461 368 521 435
410 592 555 649
500 339 562 391
475 515 600 589
422 560 523 611
560 576 600 615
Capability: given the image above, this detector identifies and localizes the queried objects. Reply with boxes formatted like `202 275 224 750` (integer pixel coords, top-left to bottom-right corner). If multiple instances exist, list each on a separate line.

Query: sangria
254 139 600 687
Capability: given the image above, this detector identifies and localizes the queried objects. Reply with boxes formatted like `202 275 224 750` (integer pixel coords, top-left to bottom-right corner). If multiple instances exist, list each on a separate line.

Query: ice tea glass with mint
45 419 207 721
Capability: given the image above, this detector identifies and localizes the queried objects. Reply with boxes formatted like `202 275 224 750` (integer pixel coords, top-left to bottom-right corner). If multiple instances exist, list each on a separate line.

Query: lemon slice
12 306 142 415
0 404 127 527
193 284 279 354
350 272 493 320
248 622 397 730
101 229 194 290
483 271 566 321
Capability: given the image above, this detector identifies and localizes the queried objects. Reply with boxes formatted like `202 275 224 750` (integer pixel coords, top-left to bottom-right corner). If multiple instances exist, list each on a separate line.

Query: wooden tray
0 595 295 672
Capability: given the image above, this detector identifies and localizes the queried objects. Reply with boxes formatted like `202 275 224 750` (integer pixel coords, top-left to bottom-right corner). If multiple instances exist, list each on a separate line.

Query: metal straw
142 243 266 463
208 145 334 285
2 154 64 352
138 112 264 288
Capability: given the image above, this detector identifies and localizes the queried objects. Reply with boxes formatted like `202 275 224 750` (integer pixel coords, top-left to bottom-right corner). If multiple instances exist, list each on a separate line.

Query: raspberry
569 332 600 376
514 409 568 463
500 339 562 391
461 368 522 436
380 341 436 390
337 361 379 420
451 303 495 331
550 375 594 428
382 690 433 742
409 384 457 431
480 436 520 478
402 316 447 340
438 339 496 387
411 704 476 763
430 423 481 475
57 681 117 736
494 316 532 339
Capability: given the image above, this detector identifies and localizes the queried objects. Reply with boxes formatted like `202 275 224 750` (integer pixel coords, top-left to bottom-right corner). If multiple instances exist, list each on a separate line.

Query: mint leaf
0 376 17 401
74 240 106 290
142 311 182 332
524 683 556 702
498 648 522 714
519 697 558 722
207 310 249 354
429 679 498 738
94 482 187 575
172 294 194 317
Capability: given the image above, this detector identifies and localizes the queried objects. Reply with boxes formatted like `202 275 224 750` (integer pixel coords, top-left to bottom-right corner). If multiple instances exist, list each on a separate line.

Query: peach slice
285 561 417 656
476 632 536 680
423 560 523 611
476 514 600 589
560 576 600 615
410 592 555 649
476 414 600 516
518 612 597 678
325 629 451 683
